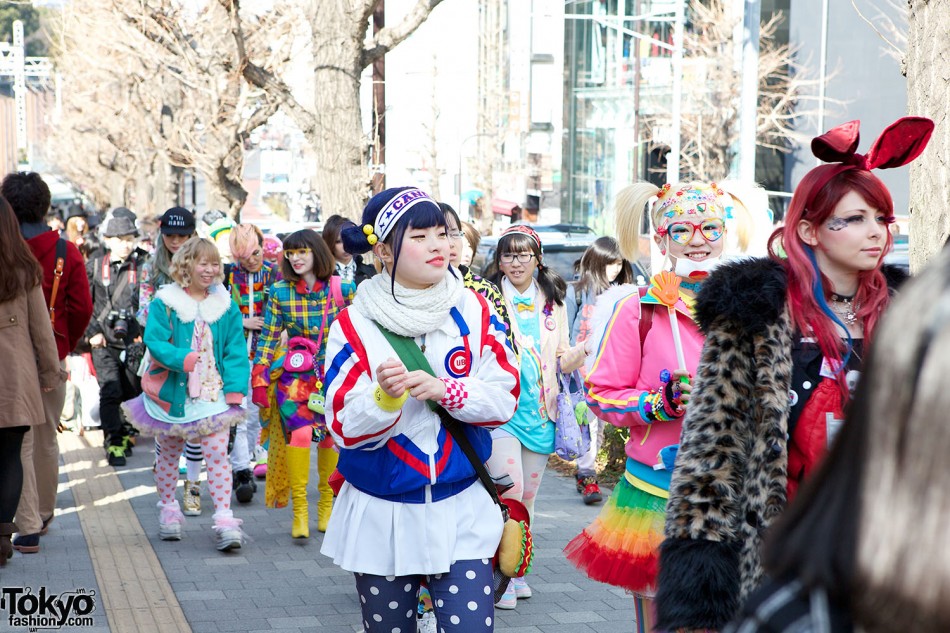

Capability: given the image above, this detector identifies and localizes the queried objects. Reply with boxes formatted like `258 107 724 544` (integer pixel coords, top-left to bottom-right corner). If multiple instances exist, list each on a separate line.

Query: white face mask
672 253 722 279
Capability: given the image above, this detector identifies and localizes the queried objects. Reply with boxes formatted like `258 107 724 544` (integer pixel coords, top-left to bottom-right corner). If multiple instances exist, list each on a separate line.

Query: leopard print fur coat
654 257 905 631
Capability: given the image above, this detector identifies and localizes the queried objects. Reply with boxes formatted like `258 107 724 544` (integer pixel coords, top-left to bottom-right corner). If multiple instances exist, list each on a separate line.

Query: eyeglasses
284 248 312 258
500 252 535 264
448 231 464 240
656 218 726 245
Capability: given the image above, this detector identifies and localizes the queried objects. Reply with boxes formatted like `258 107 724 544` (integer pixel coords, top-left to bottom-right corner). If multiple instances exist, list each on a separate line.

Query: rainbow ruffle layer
563 475 666 596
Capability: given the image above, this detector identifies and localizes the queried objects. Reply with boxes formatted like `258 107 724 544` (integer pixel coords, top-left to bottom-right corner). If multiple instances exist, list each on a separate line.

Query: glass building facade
562 0 678 232
562 0 791 230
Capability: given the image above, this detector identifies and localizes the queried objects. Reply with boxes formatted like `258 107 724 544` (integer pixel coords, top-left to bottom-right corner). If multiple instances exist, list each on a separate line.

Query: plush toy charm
308 392 325 415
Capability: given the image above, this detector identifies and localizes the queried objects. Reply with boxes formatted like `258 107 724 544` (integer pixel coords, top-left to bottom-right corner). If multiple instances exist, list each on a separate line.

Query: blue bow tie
513 295 534 313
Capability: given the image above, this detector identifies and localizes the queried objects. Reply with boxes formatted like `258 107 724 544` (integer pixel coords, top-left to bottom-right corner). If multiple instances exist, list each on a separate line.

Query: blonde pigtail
615 183 661 262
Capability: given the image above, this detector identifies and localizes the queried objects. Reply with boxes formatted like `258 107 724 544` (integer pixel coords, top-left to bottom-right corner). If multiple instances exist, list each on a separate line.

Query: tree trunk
907 0 950 272
311 11 371 220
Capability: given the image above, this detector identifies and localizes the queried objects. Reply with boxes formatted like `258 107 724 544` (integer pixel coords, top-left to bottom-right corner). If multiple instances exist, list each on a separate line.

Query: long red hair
768 167 894 400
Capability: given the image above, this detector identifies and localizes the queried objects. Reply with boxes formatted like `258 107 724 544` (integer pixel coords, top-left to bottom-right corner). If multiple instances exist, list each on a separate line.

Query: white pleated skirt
320 480 504 577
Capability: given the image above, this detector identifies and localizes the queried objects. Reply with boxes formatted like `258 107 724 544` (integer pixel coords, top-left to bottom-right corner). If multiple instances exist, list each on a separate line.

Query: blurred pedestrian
459 221 480 268
724 245 950 633
0 195 64 567
46 208 65 235
2 172 93 555
84 215 148 466
64 204 88 250
656 117 933 632
564 236 634 505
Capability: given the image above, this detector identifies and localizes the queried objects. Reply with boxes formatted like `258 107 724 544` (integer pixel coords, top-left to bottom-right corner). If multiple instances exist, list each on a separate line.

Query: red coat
27 231 93 359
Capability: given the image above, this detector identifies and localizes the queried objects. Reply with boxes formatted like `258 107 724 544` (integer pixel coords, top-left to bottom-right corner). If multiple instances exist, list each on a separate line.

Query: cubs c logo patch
444 346 470 378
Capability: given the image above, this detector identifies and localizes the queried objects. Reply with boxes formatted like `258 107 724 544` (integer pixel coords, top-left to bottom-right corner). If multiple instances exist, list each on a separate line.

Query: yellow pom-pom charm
362 224 374 236
367 234 378 246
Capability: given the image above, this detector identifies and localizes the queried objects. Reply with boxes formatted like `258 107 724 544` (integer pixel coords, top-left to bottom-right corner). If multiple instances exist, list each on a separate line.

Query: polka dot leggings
355 558 495 632
155 430 232 519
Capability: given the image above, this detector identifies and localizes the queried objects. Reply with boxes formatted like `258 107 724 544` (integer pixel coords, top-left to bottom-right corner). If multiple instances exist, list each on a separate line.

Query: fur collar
156 283 232 324
695 257 909 336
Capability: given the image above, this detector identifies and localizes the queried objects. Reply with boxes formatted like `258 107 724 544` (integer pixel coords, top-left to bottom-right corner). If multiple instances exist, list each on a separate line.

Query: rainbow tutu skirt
563 473 666 597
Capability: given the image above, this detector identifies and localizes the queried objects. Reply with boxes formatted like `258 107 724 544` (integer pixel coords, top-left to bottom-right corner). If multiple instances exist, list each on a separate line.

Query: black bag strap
374 323 505 511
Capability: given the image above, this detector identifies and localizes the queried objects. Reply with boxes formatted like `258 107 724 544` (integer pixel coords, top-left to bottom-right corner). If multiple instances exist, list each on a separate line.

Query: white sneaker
214 527 242 551
417 611 437 633
159 522 182 541
158 503 184 541
495 581 516 609
512 576 532 599
213 517 244 552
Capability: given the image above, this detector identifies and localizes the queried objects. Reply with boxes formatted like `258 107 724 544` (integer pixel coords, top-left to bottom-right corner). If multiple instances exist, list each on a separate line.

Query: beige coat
0 284 64 428
503 285 586 417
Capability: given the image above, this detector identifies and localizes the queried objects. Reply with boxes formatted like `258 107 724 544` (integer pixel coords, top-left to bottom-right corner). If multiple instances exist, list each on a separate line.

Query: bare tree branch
361 0 446 69
218 0 317 139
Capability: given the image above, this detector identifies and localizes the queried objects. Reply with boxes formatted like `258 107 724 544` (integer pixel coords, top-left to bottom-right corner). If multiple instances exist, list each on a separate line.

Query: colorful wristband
374 385 409 412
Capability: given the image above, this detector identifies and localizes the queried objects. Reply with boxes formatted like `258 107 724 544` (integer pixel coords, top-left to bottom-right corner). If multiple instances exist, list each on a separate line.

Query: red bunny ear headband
804 116 935 211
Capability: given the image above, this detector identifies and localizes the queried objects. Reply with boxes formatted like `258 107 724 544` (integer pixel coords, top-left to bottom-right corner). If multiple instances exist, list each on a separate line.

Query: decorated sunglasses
656 218 726 245
284 248 312 258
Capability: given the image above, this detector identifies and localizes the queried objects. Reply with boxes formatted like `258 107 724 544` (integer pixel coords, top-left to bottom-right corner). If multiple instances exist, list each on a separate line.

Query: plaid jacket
224 261 281 359
252 276 355 388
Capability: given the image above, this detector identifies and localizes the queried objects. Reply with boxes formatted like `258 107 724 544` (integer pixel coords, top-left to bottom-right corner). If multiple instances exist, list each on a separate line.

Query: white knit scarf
354 269 465 337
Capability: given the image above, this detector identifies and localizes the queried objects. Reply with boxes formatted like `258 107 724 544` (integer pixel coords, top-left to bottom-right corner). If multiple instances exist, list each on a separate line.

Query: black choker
830 292 855 303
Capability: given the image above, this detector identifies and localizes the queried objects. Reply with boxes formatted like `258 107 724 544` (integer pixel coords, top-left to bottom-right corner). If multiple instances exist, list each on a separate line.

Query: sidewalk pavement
2 430 635 633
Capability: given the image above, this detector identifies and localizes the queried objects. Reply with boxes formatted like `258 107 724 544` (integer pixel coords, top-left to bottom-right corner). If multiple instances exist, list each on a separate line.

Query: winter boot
316 446 339 533
286 446 311 538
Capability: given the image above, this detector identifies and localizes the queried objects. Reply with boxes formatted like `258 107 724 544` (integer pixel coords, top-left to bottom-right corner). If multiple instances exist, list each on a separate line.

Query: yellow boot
316 446 339 533
285 446 311 538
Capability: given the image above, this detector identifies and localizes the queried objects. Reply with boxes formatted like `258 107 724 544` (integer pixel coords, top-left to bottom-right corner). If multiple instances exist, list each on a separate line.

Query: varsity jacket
324 288 519 499
656 258 907 632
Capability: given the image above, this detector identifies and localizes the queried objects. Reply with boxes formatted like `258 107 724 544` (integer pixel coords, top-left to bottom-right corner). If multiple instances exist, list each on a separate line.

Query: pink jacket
585 291 705 483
